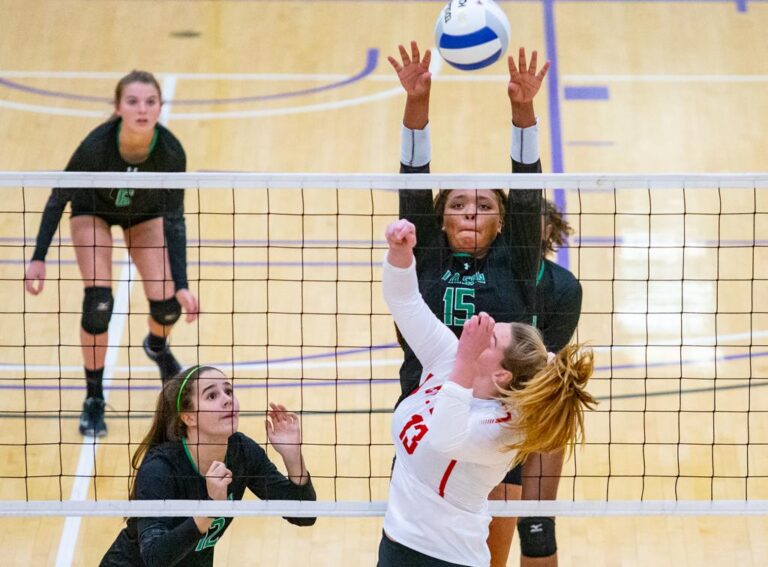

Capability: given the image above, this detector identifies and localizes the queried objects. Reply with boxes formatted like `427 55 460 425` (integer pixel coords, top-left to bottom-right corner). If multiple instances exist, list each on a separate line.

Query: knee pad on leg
149 297 181 326
81 287 114 335
518 517 557 558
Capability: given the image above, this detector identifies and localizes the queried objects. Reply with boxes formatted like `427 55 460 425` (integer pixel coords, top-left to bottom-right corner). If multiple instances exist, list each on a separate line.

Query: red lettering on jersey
398 413 429 454
480 411 512 425
407 373 435 398
493 412 512 424
438 460 458 497
423 385 443 396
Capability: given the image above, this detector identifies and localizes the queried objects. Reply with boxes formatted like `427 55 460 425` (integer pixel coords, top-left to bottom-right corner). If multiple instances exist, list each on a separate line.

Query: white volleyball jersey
382 257 521 567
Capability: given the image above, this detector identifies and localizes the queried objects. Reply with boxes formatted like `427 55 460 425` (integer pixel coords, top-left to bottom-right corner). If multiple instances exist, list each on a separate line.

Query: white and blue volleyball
434 0 511 71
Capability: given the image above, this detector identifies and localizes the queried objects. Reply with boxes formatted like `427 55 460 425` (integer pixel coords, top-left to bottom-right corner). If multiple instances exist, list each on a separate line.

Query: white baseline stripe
0 84 404 120
0 99 106 117
4 69 766 85
53 257 137 567
0 357 404 375
563 74 768 83
54 75 177 567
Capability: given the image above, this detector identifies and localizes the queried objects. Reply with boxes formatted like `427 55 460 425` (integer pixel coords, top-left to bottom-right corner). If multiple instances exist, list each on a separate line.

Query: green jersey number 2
443 287 476 326
196 517 225 552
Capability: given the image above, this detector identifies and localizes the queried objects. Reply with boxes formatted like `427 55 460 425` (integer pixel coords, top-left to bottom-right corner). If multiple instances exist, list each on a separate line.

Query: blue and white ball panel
438 40 504 71
434 0 511 71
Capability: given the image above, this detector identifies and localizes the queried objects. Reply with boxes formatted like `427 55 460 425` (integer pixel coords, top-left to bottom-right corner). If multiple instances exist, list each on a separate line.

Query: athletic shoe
143 334 182 381
79 397 107 438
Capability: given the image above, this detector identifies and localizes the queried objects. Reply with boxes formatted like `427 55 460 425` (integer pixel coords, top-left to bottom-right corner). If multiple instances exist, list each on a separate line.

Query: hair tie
176 365 201 412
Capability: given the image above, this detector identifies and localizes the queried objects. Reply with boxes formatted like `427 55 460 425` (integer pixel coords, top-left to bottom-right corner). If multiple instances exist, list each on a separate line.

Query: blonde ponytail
498 337 596 467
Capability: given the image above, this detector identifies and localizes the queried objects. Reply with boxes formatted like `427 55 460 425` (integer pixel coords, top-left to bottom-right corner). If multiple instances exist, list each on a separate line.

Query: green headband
176 365 201 413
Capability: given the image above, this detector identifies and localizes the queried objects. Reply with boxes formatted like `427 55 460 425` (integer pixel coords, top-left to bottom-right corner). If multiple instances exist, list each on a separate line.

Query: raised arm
503 49 550 319
383 220 457 374
242 426 317 527
389 41 441 242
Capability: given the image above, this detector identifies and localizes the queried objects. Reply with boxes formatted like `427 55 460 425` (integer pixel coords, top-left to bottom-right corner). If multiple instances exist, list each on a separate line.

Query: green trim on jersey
182 437 228 476
182 437 200 474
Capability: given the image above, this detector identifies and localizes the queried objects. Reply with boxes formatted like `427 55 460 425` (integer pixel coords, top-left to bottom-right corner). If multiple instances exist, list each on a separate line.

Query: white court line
563 74 768 83
0 98 105 117
53 257 137 567
170 53 442 120
6 69 768 84
0 82 406 120
0 54 449 121
54 76 177 567
0 357 403 375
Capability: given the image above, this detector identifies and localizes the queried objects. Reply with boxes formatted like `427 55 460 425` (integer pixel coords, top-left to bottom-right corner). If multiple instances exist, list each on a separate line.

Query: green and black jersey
396 148 582 403
31 119 190 290
100 432 316 567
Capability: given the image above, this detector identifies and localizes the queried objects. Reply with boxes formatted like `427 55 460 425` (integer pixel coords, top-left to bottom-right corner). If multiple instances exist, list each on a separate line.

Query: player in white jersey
379 219 596 567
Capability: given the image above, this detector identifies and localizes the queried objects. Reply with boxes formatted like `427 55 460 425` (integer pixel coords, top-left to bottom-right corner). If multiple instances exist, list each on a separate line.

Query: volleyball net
1 171 768 518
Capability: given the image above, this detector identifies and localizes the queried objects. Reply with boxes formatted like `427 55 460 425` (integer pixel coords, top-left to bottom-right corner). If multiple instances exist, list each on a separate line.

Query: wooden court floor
2 0 768 565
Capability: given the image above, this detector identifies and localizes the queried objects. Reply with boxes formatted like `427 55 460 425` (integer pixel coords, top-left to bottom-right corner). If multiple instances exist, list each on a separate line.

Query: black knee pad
518 516 557 558
81 287 114 335
149 297 182 326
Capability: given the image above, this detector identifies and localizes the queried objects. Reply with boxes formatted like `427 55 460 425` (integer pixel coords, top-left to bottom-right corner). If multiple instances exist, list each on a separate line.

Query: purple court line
0 49 378 106
5 236 762 248
0 237 380 246
0 259 373 268
0 343 401 372
3 349 768 392
566 141 616 147
0 235 621 249
543 0 569 270
99 0 768 3
564 86 610 100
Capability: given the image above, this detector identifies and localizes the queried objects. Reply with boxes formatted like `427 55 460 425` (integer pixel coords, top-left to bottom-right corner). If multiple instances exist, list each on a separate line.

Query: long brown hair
543 199 573 255
497 323 596 466
128 365 217 500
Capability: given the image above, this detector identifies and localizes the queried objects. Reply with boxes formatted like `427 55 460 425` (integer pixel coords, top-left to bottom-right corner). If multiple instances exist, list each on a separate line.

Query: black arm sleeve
243 438 317 527
31 142 95 262
540 277 583 353
505 158 544 319
134 460 205 567
162 143 188 292
31 188 76 261
163 189 189 291
399 161 441 256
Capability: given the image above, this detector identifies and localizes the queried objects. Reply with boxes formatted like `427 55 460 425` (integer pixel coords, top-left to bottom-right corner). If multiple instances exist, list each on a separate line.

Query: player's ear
180 411 196 428
493 369 513 388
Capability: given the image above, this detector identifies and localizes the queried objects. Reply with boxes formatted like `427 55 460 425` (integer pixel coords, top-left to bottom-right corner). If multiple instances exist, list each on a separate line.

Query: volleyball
434 0 511 71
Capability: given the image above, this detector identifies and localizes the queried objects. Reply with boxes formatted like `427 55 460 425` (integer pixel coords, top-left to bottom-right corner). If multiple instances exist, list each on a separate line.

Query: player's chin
454 237 489 254
218 413 239 434
131 118 158 131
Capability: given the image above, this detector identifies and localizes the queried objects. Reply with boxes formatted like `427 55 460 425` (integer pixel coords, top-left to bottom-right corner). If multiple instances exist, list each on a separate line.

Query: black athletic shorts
503 462 523 485
377 531 472 567
70 189 164 230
